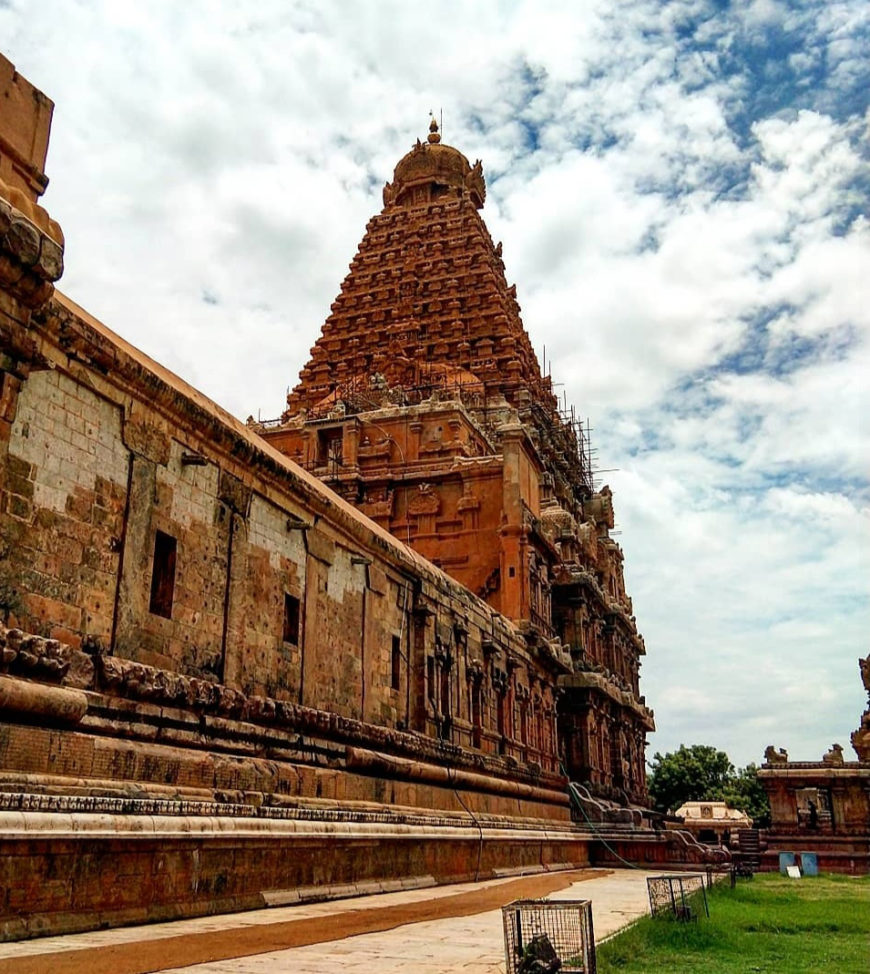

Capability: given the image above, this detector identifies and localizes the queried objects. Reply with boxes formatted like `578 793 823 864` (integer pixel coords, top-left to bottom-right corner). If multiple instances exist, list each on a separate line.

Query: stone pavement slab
0 867 674 974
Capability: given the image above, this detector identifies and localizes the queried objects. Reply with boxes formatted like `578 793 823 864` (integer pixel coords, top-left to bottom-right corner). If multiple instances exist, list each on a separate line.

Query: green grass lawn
596 873 870 974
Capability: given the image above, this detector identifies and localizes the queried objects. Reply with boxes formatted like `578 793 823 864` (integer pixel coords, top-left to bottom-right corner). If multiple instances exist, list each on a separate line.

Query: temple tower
256 123 654 804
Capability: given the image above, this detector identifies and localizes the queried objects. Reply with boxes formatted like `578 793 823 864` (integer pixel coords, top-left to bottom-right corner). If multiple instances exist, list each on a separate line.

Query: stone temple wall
0 54 719 939
0 290 573 809
0 259 596 939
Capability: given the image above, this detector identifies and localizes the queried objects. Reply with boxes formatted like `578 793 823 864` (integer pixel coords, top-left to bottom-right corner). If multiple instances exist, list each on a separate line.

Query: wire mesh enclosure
647 874 709 921
502 899 596 974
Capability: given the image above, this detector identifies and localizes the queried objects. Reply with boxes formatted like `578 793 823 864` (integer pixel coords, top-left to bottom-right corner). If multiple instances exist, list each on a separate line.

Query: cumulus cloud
3 0 868 766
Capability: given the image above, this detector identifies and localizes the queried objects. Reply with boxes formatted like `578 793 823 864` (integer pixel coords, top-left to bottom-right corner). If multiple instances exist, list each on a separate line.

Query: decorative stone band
0 815 577 841
0 626 565 792
0 179 64 308
0 675 87 723
0 628 74 682
758 763 870 774
559 670 655 730
0 793 704 850
0 789 577 830
345 746 570 806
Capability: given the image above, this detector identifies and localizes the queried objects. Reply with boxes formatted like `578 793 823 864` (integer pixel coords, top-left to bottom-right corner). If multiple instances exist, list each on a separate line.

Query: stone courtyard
0 867 665 973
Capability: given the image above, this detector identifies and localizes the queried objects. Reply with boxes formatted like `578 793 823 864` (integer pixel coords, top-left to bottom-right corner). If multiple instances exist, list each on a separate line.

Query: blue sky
3 0 868 768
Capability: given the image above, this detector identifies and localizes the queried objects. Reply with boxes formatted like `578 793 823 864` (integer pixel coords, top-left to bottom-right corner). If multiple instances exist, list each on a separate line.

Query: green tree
647 744 734 813
647 744 771 827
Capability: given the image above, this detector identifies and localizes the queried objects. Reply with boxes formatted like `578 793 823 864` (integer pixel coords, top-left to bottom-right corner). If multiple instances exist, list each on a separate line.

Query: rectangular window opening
283 593 300 645
317 429 343 469
391 634 401 691
149 530 177 619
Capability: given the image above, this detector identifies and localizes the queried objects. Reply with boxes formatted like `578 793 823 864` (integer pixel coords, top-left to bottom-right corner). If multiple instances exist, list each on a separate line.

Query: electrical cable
445 756 485 882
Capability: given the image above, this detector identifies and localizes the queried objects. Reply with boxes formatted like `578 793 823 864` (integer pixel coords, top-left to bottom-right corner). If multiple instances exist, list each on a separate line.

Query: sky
3 0 868 769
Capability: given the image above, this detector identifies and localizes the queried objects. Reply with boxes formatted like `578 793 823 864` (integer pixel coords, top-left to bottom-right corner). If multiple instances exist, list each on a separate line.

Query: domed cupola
383 118 486 209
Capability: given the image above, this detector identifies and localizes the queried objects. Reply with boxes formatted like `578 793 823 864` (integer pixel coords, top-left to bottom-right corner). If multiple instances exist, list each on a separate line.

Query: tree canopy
647 744 770 827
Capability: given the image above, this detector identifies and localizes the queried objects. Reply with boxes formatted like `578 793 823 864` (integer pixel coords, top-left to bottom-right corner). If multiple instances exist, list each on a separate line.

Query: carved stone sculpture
822 743 844 766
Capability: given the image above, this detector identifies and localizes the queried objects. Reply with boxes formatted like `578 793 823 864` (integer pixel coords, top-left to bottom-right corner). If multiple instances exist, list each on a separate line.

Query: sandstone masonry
0 56 715 939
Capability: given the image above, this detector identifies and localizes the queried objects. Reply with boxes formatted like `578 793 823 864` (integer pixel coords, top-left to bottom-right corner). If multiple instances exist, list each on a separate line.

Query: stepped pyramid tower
257 121 654 803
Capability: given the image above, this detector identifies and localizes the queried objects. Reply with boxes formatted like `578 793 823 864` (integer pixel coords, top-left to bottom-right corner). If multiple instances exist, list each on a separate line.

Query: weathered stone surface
121 415 171 463
218 468 252 516
304 526 335 565
0 673 87 721
0 812 592 941
0 52 54 202
0 168 64 309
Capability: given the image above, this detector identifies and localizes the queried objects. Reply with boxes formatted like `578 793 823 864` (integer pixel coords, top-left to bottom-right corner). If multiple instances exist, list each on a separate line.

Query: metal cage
646 874 709 921
502 898 596 974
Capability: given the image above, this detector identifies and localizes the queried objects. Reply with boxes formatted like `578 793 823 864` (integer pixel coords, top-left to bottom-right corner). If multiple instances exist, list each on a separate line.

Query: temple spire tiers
256 128 654 806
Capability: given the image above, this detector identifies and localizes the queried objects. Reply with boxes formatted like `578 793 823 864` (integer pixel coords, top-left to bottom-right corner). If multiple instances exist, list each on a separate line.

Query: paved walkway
0 868 667 973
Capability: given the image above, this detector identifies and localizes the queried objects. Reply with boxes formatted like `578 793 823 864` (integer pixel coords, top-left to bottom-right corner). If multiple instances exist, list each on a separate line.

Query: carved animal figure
822 743 844 766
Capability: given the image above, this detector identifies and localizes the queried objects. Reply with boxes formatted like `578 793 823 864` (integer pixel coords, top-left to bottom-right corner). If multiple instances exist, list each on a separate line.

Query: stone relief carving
360 488 394 519
408 484 440 515
1 624 553 785
0 628 71 682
